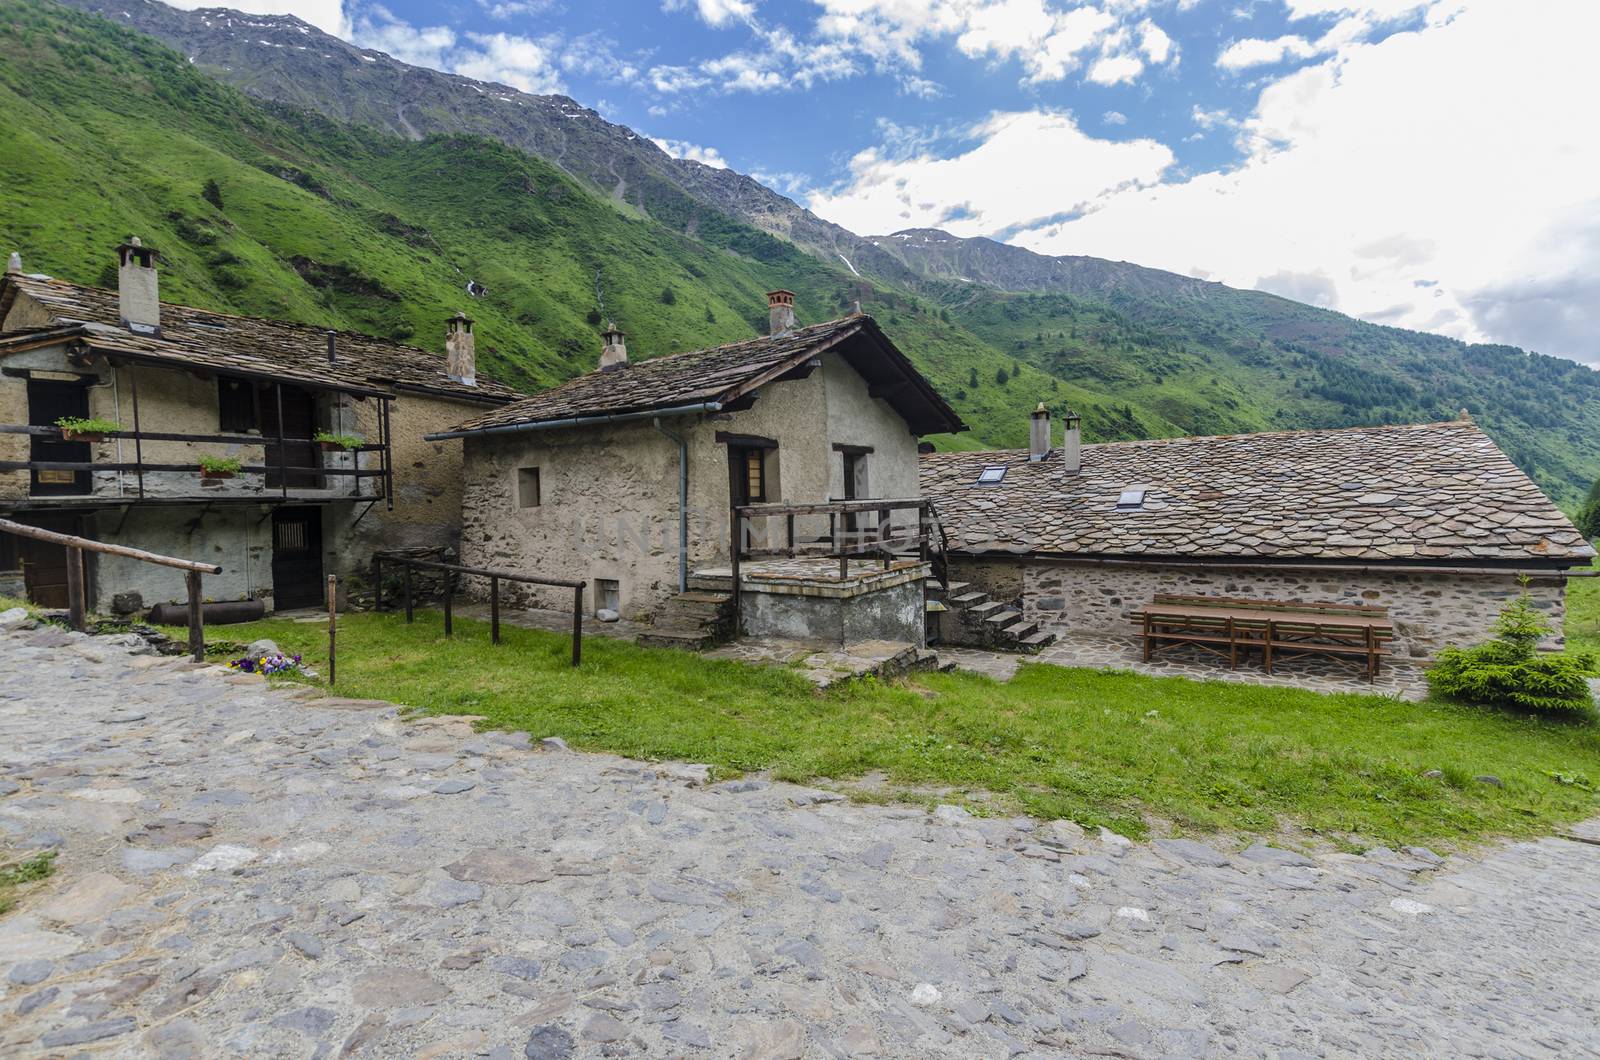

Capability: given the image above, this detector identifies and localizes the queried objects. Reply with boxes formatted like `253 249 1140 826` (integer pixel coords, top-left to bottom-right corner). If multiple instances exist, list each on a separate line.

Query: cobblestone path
1 622 1597 1058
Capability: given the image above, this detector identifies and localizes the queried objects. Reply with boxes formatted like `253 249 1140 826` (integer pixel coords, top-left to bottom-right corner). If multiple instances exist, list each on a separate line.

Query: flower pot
318 440 345 453
200 469 235 480
62 430 104 443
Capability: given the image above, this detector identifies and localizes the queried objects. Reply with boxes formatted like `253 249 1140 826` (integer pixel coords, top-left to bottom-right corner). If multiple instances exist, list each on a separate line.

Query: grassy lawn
164 608 1600 850
1566 557 1600 656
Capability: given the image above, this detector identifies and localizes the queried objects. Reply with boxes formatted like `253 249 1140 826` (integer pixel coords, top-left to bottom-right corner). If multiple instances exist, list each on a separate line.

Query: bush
1426 592 1596 714
202 178 224 209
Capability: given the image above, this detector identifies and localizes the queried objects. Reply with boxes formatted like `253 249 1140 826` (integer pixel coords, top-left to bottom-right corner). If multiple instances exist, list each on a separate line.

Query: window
218 379 258 433
977 465 1007 484
1115 486 1148 510
517 467 541 508
742 448 768 503
596 578 620 615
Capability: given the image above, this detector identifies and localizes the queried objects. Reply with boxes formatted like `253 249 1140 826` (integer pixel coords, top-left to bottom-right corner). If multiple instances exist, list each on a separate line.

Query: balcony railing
730 496 950 585
0 418 393 506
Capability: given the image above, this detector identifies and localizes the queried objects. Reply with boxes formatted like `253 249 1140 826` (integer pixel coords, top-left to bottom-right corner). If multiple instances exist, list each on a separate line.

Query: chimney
445 312 476 386
326 329 337 363
1029 401 1051 462
1061 408 1082 475
599 321 628 372
6 251 20 275
767 290 796 335
116 237 160 332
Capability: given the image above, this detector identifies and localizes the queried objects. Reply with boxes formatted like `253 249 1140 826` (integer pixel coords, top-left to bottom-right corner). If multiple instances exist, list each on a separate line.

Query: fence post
185 570 204 662
327 574 337 686
443 569 453 637
490 575 500 645
64 545 85 632
404 563 414 623
571 584 583 667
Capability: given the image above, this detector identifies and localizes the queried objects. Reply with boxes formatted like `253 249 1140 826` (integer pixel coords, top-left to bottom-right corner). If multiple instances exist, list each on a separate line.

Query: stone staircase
927 579 1056 654
637 588 737 651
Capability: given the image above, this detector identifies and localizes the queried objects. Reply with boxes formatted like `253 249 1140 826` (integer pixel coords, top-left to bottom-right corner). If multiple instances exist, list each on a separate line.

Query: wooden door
16 516 87 608
261 385 321 489
270 507 324 609
27 380 90 496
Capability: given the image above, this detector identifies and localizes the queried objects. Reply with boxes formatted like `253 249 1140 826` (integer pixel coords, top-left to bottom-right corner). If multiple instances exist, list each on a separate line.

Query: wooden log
64 545 85 632
0 518 219 572
185 570 204 662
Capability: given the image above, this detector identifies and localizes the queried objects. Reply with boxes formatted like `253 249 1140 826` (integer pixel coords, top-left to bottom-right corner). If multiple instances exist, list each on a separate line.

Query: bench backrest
1150 593 1389 618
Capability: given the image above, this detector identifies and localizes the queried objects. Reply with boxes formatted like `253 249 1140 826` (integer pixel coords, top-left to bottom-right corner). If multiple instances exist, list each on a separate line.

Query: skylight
1115 486 1148 510
977 465 1007 484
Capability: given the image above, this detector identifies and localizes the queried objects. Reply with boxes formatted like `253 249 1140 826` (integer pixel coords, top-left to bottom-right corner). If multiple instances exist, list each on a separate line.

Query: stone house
435 292 965 645
0 241 518 614
920 408 1596 657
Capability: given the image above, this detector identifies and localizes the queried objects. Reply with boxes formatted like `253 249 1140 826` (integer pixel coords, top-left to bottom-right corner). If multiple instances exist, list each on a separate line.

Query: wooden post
129 369 145 499
571 584 583 667
879 507 890 570
403 563 414 623
64 545 85 631
490 575 500 645
786 513 795 558
274 383 288 500
443 568 453 637
326 574 337 686
185 570 204 662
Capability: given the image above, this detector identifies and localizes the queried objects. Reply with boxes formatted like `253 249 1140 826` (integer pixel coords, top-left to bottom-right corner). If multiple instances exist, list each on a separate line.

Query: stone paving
3 620 1599 1059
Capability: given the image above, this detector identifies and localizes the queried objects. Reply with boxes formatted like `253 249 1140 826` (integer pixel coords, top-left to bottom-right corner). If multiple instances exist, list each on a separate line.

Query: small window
743 448 768 503
977 465 1007 484
1115 486 1147 510
596 578 620 614
518 467 541 508
218 378 258 433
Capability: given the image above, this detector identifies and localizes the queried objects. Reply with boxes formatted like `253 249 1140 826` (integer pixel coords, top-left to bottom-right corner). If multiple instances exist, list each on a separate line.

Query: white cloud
662 0 758 28
651 137 729 168
1103 110 1128 124
1086 51 1143 85
808 110 1174 237
162 0 350 37
350 8 564 94
1217 34 1319 70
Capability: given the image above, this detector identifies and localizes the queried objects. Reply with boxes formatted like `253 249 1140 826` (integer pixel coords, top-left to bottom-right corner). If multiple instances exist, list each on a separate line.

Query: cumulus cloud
651 137 730 168
1217 34 1320 70
662 0 759 28
811 0 1600 364
808 110 1174 238
350 7 564 93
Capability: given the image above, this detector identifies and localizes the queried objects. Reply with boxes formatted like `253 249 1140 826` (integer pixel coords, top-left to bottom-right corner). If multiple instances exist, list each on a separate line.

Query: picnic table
1131 595 1395 683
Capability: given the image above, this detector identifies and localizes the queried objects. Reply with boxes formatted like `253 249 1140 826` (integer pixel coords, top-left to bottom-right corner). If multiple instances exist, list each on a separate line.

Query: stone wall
85 505 271 611
740 579 925 646
948 556 1568 658
458 349 924 620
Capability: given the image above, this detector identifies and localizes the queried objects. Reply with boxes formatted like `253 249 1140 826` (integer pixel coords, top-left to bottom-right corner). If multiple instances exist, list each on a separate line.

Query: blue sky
174 0 1599 365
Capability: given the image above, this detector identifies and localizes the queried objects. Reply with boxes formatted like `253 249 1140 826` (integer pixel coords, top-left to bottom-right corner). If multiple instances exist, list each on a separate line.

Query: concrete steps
925 579 1056 654
640 589 736 651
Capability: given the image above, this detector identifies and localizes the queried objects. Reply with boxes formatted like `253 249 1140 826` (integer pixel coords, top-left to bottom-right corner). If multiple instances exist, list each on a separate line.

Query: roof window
1115 485 1147 510
190 317 229 331
977 465 1007 485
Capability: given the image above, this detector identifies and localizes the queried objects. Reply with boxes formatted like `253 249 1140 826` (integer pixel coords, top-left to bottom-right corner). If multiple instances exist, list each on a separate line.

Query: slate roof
445 313 965 437
0 273 518 404
920 420 1596 566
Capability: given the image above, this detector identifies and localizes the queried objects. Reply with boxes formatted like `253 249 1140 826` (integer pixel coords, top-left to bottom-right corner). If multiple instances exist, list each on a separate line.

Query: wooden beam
713 431 778 449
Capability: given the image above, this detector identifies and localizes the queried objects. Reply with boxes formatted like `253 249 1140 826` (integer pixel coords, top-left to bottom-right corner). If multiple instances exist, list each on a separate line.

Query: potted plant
198 454 243 480
55 416 122 443
314 430 365 453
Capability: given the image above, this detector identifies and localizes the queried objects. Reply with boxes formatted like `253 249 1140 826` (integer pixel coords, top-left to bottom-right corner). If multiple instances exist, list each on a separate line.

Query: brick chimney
767 290 796 335
116 237 160 332
1029 402 1051 462
1061 408 1082 475
445 312 476 386
599 321 628 372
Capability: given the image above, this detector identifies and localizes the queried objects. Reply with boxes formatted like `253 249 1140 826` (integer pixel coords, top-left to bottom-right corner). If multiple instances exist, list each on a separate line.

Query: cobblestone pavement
3 622 1598 1059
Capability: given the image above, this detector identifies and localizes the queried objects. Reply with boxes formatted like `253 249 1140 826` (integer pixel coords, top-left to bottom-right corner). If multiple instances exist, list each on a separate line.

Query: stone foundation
947 557 1568 658
740 580 925 647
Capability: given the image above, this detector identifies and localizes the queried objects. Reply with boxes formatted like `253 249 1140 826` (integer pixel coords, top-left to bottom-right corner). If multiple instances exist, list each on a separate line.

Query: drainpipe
653 417 689 593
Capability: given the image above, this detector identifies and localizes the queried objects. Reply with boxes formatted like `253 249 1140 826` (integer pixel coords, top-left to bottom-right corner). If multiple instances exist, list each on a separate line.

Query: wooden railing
730 496 946 584
0 516 221 661
0 412 393 506
373 554 586 667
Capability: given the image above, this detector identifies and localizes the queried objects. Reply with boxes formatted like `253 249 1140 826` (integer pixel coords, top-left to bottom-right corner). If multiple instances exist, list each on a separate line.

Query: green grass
1568 557 1600 657
185 609 1600 849
0 851 56 917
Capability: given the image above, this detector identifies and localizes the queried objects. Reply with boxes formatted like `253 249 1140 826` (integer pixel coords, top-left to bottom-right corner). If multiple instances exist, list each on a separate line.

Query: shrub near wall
1427 590 1597 715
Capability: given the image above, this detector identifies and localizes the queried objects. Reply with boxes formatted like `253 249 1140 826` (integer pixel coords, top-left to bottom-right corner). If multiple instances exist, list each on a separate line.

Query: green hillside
1 0 1596 503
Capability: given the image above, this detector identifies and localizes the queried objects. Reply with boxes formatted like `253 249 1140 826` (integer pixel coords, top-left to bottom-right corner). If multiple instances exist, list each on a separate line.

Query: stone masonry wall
949 556 1567 658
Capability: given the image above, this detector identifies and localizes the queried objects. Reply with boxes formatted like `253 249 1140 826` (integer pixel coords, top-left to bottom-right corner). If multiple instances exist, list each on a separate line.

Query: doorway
261 385 322 489
270 506 324 609
27 379 91 496
14 515 90 608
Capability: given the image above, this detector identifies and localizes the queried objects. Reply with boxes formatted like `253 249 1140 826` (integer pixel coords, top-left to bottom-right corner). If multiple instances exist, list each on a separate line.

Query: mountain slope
15 0 1600 503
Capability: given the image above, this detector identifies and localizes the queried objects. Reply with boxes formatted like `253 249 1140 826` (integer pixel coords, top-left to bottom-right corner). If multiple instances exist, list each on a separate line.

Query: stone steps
643 587 738 651
927 581 1057 654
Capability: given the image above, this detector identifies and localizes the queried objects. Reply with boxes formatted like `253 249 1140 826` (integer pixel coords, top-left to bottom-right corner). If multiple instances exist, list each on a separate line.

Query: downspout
653 417 689 593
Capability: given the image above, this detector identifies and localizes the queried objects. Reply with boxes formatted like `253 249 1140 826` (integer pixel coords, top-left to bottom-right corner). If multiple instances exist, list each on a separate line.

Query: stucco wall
84 505 270 610
948 556 1568 658
457 348 925 619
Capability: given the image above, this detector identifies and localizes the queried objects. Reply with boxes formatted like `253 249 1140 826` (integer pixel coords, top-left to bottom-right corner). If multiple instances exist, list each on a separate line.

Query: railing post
571 584 583 667
728 505 742 635
64 545 85 631
443 568 453 637
274 383 288 500
879 507 890 570
786 513 795 558
185 569 204 662
490 575 500 645
404 563 414 623
129 369 145 499
327 574 337 686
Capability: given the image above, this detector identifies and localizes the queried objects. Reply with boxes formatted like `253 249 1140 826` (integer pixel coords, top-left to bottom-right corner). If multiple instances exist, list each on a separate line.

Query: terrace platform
690 558 933 647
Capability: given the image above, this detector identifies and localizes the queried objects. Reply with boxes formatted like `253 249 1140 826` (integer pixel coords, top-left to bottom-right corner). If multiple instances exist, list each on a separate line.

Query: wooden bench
1130 595 1394 683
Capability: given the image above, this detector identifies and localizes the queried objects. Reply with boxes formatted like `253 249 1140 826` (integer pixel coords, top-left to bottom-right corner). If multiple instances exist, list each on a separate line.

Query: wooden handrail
735 497 929 517
0 423 385 450
0 517 219 660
